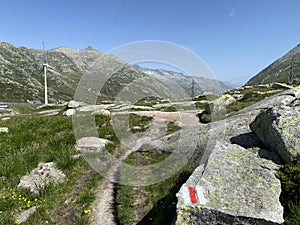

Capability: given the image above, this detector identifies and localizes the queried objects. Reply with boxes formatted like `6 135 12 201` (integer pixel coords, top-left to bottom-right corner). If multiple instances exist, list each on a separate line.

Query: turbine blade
42 41 48 64
47 65 55 70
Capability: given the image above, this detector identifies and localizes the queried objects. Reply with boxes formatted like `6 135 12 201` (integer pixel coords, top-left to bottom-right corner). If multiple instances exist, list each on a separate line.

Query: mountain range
134 65 233 97
0 42 232 103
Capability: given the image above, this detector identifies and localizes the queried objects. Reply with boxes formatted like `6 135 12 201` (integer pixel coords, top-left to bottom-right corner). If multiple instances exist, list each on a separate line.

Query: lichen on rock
176 141 284 225
250 107 300 163
18 162 66 195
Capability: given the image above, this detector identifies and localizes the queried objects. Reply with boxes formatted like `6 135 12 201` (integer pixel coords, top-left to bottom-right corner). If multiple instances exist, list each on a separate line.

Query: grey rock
37 109 61 116
170 87 300 224
15 206 38 224
68 100 86 108
250 107 300 163
1 117 10 121
176 141 284 225
153 108 263 166
0 108 18 117
206 94 236 114
63 108 76 117
91 109 111 117
271 82 294 89
18 162 66 195
75 136 112 152
291 99 300 107
76 105 106 112
154 87 299 166
0 127 9 133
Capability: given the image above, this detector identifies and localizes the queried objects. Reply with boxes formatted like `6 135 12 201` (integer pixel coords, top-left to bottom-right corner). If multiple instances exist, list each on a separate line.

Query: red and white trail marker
188 186 198 204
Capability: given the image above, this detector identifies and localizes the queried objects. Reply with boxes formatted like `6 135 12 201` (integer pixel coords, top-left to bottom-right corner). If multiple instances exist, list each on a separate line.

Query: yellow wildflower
84 209 91 214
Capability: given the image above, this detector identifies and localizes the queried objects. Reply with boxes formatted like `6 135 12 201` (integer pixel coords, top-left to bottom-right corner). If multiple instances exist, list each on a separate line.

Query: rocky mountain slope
0 42 233 104
0 42 139 103
134 66 233 96
246 44 300 85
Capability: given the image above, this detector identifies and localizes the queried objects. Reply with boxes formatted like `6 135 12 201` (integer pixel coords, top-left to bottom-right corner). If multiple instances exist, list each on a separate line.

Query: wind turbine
42 42 54 105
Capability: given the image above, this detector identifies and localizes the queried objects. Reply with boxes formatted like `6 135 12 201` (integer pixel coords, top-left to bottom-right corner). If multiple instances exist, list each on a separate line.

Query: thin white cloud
229 0 239 17
229 5 237 17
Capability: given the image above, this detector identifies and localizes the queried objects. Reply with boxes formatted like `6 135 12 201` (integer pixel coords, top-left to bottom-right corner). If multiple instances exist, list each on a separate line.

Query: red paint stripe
188 186 197 204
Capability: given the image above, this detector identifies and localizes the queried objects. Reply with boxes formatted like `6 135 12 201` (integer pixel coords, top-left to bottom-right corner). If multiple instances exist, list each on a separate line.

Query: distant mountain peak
84 46 96 51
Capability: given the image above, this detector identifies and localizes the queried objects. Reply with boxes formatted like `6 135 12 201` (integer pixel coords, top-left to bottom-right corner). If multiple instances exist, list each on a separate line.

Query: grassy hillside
246 44 300 85
0 109 110 224
0 42 145 103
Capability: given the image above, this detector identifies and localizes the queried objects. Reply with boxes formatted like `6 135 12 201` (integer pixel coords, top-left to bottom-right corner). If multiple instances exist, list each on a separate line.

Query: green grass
0 109 108 224
95 114 120 149
226 92 280 114
167 121 181 135
194 101 208 110
162 106 177 112
193 94 219 101
125 148 171 166
116 148 194 225
10 106 37 114
277 162 300 225
129 114 153 133
199 88 285 123
142 166 194 225
116 185 135 225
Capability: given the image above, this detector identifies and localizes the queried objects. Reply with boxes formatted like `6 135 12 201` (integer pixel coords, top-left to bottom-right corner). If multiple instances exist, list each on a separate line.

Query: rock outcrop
176 141 284 225
18 162 66 195
250 107 300 163
172 86 300 224
205 94 236 114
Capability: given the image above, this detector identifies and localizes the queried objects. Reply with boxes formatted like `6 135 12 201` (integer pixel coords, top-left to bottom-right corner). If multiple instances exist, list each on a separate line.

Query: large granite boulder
250 107 300 163
176 141 284 225
205 94 236 114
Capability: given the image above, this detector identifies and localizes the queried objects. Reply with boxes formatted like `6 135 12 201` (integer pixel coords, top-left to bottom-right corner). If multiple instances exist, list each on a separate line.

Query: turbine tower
42 42 53 105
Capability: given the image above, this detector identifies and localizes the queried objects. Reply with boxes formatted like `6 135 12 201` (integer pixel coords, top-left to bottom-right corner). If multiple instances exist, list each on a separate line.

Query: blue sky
1 0 300 85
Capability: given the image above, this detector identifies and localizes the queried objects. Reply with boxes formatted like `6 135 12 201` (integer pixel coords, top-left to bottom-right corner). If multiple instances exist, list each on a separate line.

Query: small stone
75 137 112 152
67 100 85 108
63 109 76 117
15 206 38 224
0 127 9 133
1 117 11 121
91 109 111 117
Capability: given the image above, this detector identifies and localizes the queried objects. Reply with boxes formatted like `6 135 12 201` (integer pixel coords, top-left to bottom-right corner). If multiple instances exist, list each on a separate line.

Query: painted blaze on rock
250 107 300 163
176 141 284 225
